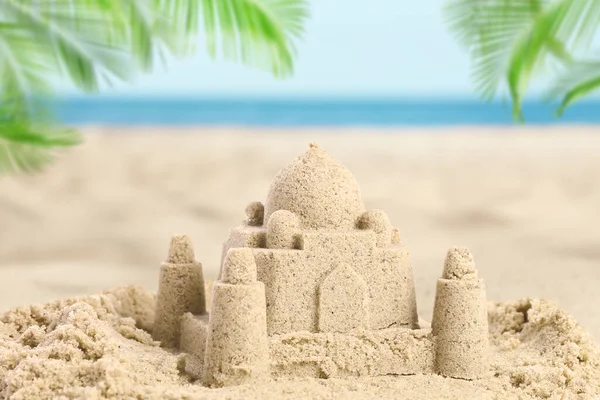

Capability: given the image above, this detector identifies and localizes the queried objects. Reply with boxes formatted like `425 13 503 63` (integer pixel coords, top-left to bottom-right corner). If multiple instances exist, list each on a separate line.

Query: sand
1 284 598 399
1 126 600 398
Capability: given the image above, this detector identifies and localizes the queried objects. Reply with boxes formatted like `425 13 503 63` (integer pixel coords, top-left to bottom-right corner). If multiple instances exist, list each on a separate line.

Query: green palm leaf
202 0 309 77
444 0 549 101
548 60 600 115
444 0 600 122
505 1 573 121
0 121 82 174
0 0 309 174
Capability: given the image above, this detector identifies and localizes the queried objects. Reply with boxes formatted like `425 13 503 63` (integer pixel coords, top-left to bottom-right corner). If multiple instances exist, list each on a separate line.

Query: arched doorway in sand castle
318 263 370 333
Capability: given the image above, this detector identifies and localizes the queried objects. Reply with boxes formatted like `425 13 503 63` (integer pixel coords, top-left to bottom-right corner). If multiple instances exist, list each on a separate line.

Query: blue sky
56 0 595 99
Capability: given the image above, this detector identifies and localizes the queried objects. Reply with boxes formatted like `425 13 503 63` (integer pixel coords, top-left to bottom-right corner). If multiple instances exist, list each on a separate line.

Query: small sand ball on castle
442 246 477 280
357 210 391 230
222 248 258 285
245 202 264 226
167 234 195 264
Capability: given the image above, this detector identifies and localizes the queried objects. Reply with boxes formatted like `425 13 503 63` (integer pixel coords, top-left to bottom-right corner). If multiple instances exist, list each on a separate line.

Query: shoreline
71 124 600 130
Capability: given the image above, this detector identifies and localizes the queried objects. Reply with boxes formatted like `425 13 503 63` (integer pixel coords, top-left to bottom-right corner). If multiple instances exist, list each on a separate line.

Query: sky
55 0 597 99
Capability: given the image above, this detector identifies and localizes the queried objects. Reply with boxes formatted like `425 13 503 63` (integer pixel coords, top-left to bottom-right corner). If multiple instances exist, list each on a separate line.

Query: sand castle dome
264 143 365 230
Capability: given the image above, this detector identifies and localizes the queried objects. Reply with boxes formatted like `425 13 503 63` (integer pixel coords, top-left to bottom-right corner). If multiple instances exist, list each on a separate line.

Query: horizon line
50 95 600 105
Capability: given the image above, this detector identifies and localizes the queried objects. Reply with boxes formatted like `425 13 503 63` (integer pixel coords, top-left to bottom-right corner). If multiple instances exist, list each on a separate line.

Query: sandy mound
1 285 598 400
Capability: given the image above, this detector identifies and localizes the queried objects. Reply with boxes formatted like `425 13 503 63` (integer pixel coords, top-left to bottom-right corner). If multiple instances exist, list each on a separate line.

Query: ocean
53 98 600 126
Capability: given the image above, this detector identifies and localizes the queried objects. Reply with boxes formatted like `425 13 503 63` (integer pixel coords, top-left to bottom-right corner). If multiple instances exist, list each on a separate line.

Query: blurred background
1 0 599 339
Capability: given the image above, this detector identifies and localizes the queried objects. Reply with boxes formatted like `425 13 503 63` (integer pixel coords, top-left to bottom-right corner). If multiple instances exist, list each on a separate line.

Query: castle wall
368 247 419 329
252 230 419 335
179 313 209 380
318 263 369 332
269 327 434 378
254 249 315 335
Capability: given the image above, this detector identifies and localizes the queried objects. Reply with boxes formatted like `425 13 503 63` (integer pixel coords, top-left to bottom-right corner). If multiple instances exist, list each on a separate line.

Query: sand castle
152 143 489 387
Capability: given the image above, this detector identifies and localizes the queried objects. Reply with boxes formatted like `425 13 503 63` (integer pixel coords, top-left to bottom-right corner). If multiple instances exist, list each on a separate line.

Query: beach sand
1 285 599 399
1 127 599 398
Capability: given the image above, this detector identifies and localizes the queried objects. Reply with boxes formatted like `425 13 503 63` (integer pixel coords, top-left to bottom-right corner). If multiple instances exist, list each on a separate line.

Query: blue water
52 98 600 126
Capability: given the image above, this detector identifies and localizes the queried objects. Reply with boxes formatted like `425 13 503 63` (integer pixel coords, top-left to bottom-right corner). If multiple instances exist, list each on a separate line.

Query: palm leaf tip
548 60 600 114
201 0 309 78
0 123 82 174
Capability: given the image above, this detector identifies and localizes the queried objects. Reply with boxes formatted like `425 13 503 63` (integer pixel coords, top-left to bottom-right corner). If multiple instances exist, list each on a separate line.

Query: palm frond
1 0 138 91
444 0 548 100
0 118 82 174
546 60 600 115
0 26 55 112
554 0 600 52
152 0 200 57
201 0 309 77
444 0 600 121
0 0 308 95
505 1 573 121
507 0 600 120
0 0 309 175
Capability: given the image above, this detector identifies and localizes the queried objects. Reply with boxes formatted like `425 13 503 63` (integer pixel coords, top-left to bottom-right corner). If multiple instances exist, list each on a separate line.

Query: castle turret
153 235 206 348
356 209 393 247
266 209 301 249
431 247 488 379
202 248 270 387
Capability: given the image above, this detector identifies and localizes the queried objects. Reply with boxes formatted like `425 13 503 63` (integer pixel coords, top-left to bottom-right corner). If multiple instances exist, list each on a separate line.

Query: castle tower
153 235 206 348
431 247 488 379
356 209 393 247
202 248 270 387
